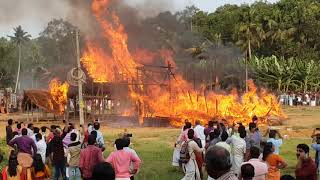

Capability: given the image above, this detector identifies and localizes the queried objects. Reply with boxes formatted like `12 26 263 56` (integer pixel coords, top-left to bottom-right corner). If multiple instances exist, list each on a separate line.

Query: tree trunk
14 43 21 93
246 38 251 92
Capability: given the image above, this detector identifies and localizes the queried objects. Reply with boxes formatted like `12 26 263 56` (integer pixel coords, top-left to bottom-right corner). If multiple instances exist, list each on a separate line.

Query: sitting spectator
67 132 81 180
263 142 287 179
266 129 283 155
106 138 141 180
241 146 268 180
205 145 237 180
79 135 105 180
92 162 115 180
295 144 317 180
9 128 37 155
2 151 22 180
6 119 14 145
241 163 255 180
31 154 51 179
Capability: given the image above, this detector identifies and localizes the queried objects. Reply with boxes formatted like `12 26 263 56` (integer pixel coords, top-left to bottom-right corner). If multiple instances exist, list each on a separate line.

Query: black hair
8 119 13 125
269 130 277 138
185 122 192 129
41 126 46 133
123 137 130 147
27 123 33 129
12 131 18 137
8 151 18 177
241 163 255 179
93 122 100 130
187 129 194 139
33 154 45 173
115 138 125 150
208 121 214 128
249 122 256 131
35 133 42 141
70 133 77 142
221 131 228 142
239 128 247 139
297 144 309 154
250 146 261 159
88 135 96 145
262 142 274 161
92 162 115 180
16 123 21 129
91 131 98 139
88 123 92 127
33 127 40 134
205 146 232 178
280 175 295 180
21 128 28 135
252 115 258 122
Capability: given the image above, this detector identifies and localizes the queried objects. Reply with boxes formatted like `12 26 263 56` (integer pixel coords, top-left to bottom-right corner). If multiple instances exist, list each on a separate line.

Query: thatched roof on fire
23 90 62 115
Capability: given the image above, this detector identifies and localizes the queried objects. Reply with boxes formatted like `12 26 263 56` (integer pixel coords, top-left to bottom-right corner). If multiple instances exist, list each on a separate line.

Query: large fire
49 79 69 114
81 0 286 126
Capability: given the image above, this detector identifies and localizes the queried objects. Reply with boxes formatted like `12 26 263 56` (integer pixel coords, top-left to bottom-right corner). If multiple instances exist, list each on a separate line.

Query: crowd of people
3 119 141 180
173 116 320 180
279 92 319 106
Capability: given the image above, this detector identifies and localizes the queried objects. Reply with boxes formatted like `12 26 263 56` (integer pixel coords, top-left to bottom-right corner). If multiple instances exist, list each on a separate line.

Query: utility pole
76 30 84 126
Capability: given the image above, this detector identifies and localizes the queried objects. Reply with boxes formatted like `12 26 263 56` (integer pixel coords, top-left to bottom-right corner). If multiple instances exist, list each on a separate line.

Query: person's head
262 142 274 161
94 122 100 130
269 130 277 138
12 131 18 137
239 127 247 139
122 137 130 147
70 133 77 142
280 175 295 180
296 144 309 159
41 126 46 133
88 123 92 127
213 121 218 129
92 162 115 180
221 131 229 142
91 130 98 139
115 138 125 150
249 146 261 159
208 121 214 128
21 128 27 136
88 135 96 145
33 127 40 134
249 122 256 132
195 120 200 126
241 163 255 179
35 133 42 142
205 146 232 179
53 129 61 137
185 122 192 129
50 125 56 132
252 115 258 123
187 129 195 139
27 123 33 130
8 150 18 177
16 123 21 129
8 119 13 126
68 123 75 132
33 154 44 173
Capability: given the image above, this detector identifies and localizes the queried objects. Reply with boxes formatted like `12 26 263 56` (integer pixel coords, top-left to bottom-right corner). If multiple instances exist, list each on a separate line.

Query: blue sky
0 0 279 37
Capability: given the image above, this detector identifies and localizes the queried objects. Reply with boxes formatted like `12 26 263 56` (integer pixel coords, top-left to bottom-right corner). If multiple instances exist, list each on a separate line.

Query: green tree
8 25 31 93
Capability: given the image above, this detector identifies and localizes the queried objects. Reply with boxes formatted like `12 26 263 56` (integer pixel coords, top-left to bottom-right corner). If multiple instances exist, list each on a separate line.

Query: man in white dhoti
181 129 204 180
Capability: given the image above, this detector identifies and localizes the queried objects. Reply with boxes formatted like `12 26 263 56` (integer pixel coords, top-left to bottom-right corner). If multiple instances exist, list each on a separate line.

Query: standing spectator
241 146 268 180
31 127 40 143
92 122 105 151
31 154 51 179
92 162 115 180
204 121 214 142
35 133 46 164
106 138 141 180
27 123 34 137
194 120 206 148
249 123 262 148
205 145 237 180
208 129 221 147
311 136 320 178
46 125 56 143
123 137 139 180
2 151 22 180
9 128 37 155
47 129 67 180
6 119 14 145
241 163 255 180
180 129 204 180
295 144 317 180
79 135 105 180
216 131 231 153
263 142 287 180
67 133 81 180
40 126 47 142
15 123 22 135
266 129 283 155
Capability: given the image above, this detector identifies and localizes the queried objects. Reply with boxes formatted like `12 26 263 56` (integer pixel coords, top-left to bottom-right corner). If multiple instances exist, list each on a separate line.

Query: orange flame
49 79 69 114
81 0 286 126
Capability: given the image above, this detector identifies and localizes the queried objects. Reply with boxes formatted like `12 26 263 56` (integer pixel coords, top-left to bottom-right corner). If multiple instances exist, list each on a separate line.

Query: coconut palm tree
8 25 31 93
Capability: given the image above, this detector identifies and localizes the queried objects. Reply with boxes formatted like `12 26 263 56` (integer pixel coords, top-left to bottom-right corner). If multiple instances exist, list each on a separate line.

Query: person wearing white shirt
92 122 105 150
35 133 47 164
193 120 206 148
27 123 34 137
266 129 283 155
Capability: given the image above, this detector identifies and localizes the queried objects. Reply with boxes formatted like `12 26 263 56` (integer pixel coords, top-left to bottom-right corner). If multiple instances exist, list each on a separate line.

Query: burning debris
49 79 69 114
80 0 286 127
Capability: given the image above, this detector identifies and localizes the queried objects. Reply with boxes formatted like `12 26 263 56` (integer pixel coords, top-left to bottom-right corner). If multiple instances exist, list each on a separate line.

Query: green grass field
0 107 319 179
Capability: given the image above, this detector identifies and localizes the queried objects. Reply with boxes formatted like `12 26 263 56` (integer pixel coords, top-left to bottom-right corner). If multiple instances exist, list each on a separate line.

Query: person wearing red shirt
295 144 317 180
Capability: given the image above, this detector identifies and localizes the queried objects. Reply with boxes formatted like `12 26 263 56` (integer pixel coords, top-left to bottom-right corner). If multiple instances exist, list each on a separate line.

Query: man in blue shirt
266 129 283 155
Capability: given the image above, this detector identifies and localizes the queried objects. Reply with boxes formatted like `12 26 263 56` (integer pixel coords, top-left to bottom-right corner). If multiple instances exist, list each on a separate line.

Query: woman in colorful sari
262 142 287 180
